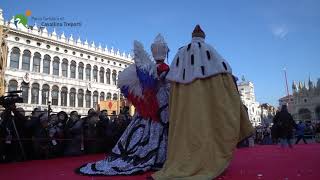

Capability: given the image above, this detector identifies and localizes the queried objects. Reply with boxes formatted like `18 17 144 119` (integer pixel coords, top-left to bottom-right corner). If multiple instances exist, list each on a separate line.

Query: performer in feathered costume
152 25 254 180
76 34 170 176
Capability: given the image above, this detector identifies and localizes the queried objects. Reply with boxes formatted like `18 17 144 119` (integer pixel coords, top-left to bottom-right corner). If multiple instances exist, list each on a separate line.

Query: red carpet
0 144 319 180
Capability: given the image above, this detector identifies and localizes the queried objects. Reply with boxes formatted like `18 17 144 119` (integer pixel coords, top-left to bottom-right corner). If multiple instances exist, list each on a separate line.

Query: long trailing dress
76 41 170 176
152 36 254 180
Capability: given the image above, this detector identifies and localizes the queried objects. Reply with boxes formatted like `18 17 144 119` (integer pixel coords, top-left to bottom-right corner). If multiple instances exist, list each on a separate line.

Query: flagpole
283 68 290 110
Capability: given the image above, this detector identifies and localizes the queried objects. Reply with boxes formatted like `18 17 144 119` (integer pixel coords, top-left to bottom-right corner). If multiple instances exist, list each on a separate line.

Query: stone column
48 87 52 103
28 83 32 104
66 91 69 107
18 52 23 69
59 61 62 76
90 67 93 81
38 89 42 105
30 53 34 71
68 63 71 78
58 90 61 106
97 91 101 105
75 64 78 79
75 90 78 107
6 49 11 68
91 92 93 109
39 55 43 73
50 60 53 75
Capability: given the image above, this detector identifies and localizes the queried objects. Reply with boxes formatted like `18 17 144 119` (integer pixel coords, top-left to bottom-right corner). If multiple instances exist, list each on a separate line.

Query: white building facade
238 77 262 127
1 9 133 115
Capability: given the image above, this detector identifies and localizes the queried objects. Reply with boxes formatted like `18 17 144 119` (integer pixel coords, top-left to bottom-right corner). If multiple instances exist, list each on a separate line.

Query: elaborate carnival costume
152 25 254 180
76 35 170 176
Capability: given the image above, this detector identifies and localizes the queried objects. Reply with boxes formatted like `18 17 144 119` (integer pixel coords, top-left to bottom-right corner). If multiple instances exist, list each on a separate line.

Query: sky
1 0 320 106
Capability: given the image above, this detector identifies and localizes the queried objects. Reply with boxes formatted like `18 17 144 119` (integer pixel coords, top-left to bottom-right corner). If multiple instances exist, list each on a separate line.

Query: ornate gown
152 36 254 180
76 41 169 176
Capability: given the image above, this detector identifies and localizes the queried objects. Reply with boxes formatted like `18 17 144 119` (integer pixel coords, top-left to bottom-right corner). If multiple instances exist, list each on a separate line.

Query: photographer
0 105 27 162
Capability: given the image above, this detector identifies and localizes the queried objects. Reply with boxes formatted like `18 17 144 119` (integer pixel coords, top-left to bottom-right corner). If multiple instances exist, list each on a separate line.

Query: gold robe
152 73 253 180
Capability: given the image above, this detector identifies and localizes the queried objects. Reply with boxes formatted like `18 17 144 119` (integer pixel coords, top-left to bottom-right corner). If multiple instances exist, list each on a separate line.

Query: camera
0 90 23 109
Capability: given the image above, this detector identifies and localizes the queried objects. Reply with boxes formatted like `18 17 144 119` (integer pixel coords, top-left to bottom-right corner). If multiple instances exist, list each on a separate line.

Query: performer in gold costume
152 25 254 180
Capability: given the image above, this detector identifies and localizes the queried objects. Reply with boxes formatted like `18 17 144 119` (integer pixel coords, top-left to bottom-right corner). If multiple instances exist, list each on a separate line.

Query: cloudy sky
2 0 320 106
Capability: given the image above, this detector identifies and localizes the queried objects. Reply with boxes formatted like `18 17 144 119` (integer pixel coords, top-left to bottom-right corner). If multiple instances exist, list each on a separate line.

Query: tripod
2 107 26 161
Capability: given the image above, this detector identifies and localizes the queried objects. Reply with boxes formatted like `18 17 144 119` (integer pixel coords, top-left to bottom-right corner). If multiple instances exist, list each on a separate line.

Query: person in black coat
83 111 99 154
273 105 296 148
96 110 110 152
64 111 83 156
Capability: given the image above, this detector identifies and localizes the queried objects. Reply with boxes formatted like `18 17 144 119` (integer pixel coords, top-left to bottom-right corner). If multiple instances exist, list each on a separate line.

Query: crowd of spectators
0 105 131 163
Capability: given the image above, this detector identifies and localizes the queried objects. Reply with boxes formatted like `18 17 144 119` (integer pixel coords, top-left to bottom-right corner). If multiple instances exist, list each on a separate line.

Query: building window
70 61 76 78
86 64 91 81
99 67 105 83
61 87 68 106
53 57 60 75
106 92 111 100
93 66 98 82
106 69 110 84
85 90 91 108
42 84 49 105
8 80 18 92
21 82 29 103
15 37 20 41
62 59 68 77
51 85 59 105
69 88 76 107
93 91 98 109
43 55 51 74
56 47 59 51
32 52 41 72
10 47 20 69
113 93 118 100
22 50 31 71
26 40 31 44
78 89 84 107
78 63 84 80
31 83 39 104
46 45 50 49
100 92 105 101
112 70 117 85
36 42 41 46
